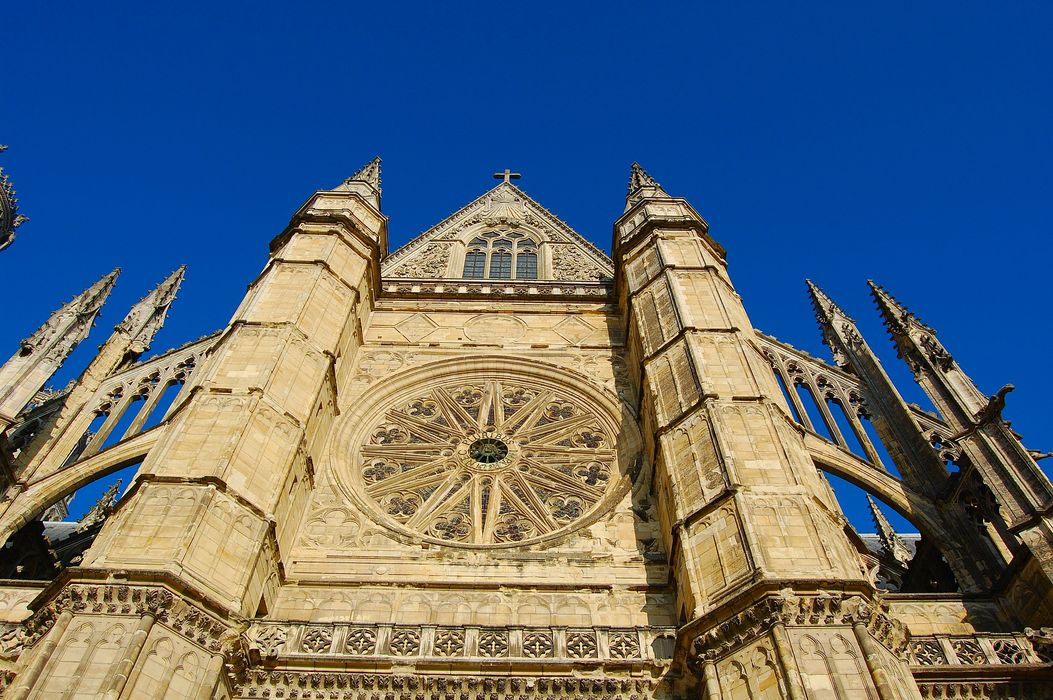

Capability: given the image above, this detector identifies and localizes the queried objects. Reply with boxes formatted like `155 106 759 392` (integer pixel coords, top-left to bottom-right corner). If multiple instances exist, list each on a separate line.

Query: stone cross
493 169 521 184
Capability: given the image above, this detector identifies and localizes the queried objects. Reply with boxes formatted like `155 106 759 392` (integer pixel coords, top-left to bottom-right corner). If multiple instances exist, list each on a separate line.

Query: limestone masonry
0 161 1049 698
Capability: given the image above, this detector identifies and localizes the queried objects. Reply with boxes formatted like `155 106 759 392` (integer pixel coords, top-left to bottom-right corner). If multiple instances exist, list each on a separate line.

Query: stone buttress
5 162 385 699
616 164 920 699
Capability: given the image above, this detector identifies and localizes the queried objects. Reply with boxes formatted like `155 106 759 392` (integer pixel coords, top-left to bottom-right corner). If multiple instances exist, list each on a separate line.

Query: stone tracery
351 378 624 547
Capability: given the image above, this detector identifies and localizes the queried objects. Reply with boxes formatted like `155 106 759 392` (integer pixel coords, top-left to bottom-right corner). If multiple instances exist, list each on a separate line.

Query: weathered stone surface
0 165 1049 698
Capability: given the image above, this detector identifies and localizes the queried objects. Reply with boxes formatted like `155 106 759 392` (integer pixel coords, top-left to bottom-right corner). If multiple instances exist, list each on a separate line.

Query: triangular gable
382 182 614 282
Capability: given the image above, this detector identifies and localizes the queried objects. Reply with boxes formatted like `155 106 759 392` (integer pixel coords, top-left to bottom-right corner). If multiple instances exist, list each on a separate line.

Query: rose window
353 380 622 547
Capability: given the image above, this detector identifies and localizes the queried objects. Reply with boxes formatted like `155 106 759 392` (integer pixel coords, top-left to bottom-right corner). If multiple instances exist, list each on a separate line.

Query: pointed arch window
461 232 540 280
463 251 486 279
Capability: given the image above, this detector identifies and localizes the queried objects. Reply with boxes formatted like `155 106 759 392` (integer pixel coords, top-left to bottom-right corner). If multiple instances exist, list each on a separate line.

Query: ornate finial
867 280 925 338
625 162 670 211
806 280 861 367
18 269 120 359
627 162 660 194
806 280 854 325
493 168 522 185
80 479 123 527
116 266 186 352
346 156 382 193
338 156 382 209
867 496 912 566
0 145 26 252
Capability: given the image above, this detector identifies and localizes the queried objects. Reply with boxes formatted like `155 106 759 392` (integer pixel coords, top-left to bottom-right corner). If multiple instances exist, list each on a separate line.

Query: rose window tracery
352 379 623 547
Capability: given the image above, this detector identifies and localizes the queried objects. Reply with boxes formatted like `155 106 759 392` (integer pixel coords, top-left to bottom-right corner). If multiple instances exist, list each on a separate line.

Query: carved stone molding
690 589 908 662
381 279 613 300
910 633 1049 667
234 670 660 700
0 581 233 661
553 246 609 282
917 681 1051 699
241 621 666 663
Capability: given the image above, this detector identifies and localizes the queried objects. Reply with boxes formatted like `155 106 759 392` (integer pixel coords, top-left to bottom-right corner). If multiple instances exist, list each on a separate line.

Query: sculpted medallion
334 361 636 548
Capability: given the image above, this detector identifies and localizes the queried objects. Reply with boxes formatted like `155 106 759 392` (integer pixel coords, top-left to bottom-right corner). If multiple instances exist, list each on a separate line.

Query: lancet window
462 232 539 280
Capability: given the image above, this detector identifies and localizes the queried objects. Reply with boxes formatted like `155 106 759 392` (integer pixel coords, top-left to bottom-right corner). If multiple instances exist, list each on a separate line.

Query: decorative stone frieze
233 671 661 700
382 279 612 299
241 621 666 664
909 634 1045 666
691 590 908 662
0 581 233 661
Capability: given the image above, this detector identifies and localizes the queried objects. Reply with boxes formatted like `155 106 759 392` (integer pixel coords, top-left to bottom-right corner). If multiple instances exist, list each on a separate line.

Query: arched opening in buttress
0 457 143 582
817 470 960 593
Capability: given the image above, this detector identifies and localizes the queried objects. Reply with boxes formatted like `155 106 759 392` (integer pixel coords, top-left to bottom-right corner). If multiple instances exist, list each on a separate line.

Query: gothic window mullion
505 469 563 531
365 462 450 500
498 388 554 433
479 477 506 542
405 469 470 529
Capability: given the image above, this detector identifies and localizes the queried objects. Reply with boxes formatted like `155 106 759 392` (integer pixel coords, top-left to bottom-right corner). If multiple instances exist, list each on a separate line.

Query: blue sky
2 2 1050 533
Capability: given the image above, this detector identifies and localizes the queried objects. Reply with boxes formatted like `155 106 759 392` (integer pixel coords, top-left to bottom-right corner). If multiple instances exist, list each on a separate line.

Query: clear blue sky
2 2 1050 532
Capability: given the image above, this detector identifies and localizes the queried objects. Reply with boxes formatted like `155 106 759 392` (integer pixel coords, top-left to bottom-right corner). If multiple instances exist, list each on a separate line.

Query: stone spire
80 479 123 528
0 145 28 252
115 266 186 354
0 269 119 427
624 162 670 211
338 156 382 209
804 279 864 372
867 279 935 339
806 279 854 326
866 280 1053 567
867 495 912 566
17 270 119 363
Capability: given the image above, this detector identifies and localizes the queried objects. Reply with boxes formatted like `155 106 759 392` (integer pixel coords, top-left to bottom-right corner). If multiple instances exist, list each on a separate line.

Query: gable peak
383 179 614 284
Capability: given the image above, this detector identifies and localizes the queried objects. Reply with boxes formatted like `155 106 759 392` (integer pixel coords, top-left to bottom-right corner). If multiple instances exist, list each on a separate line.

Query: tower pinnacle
867 280 933 337
806 279 854 325
19 269 120 359
867 495 912 566
0 268 119 427
624 162 670 211
0 145 28 252
347 156 381 191
115 266 186 353
338 156 382 209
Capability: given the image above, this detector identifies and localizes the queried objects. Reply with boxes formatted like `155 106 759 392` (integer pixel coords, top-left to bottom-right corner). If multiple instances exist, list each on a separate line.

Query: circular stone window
468 438 508 464
349 377 627 547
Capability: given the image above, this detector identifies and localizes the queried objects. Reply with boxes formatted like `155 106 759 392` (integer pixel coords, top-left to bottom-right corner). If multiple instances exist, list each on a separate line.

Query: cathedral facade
0 161 1049 698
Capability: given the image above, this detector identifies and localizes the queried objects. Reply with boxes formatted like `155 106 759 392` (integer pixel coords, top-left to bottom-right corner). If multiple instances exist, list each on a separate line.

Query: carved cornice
3 578 240 662
690 589 908 663
234 670 661 700
380 279 614 301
